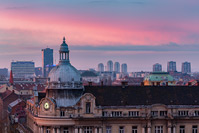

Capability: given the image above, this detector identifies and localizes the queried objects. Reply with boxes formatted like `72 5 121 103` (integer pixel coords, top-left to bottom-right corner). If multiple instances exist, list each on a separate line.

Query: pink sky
0 0 199 71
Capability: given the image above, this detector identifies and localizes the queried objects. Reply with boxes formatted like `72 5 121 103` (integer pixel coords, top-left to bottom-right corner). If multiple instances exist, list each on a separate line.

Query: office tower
98 63 104 72
121 63 127 73
167 61 176 72
42 48 53 77
153 63 162 72
0 68 8 78
107 60 113 72
182 62 191 73
11 61 35 78
114 62 120 73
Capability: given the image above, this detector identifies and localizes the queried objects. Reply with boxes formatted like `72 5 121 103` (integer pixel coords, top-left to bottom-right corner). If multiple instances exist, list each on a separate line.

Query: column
173 126 176 133
38 126 41 133
41 126 44 133
147 127 151 133
99 127 102 133
75 128 78 133
95 127 98 133
79 127 83 133
53 128 56 133
57 128 61 133
142 127 145 133
168 127 171 133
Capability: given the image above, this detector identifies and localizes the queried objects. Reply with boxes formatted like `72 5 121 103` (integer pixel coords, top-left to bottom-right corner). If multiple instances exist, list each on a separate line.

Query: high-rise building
121 63 127 73
153 63 162 72
42 48 53 77
107 60 113 72
167 61 176 72
182 62 191 73
0 68 8 78
11 61 35 78
114 62 120 73
98 63 104 72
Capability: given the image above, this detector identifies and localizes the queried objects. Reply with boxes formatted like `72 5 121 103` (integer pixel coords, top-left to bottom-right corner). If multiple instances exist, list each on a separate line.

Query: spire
63 36 65 43
9 70 14 85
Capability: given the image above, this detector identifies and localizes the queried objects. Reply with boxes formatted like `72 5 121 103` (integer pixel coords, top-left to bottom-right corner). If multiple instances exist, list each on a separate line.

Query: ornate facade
26 38 199 133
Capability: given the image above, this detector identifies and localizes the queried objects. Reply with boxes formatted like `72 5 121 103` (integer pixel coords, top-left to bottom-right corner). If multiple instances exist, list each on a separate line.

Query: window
63 127 69 133
60 111 65 116
102 111 108 117
46 127 50 133
180 126 185 133
155 126 163 133
111 111 122 117
151 111 158 117
178 111 189 116
106 126 111 133
119 126 124 133
193 126 197 133
194 111 199 116
84 127 92 133
160 111 167 116
86 102 91 114
132 126 137 133
129 111 139 117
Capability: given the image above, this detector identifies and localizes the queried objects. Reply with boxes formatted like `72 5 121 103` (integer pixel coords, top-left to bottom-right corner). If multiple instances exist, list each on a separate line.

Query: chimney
88 81 93 86
188 82 192 86
33 86 38 104
9 70 14 85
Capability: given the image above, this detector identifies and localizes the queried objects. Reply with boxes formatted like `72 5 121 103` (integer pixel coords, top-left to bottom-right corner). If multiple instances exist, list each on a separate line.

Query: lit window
155 126 163 133
86 102 91 114
178 111 189 116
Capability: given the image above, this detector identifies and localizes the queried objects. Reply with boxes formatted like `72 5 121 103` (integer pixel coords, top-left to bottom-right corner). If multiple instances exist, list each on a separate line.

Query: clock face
44 102 50 110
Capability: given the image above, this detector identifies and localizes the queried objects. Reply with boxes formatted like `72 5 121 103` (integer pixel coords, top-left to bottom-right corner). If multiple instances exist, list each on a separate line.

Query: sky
0 0 199 72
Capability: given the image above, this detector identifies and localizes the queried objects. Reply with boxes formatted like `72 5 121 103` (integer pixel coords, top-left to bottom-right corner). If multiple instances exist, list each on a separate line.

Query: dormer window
60 111 65 116
86 102 91 114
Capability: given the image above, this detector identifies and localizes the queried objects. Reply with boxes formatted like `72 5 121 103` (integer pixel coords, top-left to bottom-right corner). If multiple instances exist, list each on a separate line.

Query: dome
48 63 81 83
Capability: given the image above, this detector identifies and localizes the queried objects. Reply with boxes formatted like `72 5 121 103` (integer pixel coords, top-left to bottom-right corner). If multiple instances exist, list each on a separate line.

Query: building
182 62 191 74
107 60 113 72
97 63 104 72
26 37 199 133
114 62 120 73
144 72 175 86
167 61 176 72
121 63 127 74
42 47 53 77
81 71 100 85
0 68 8 78
11 61 35 78
45 64 56 77
153 63 162 72
35 67 42 77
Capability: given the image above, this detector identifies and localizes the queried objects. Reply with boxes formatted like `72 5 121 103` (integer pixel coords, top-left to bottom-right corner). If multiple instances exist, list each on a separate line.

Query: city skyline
1 0 199 71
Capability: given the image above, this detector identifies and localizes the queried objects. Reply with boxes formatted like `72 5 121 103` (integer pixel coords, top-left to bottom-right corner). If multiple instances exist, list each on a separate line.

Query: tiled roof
13 83 45 92
81 71 98 77
84 86 199 106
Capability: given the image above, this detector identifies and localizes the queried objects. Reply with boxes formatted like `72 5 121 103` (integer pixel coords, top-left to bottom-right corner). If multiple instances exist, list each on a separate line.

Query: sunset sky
0 0 199 72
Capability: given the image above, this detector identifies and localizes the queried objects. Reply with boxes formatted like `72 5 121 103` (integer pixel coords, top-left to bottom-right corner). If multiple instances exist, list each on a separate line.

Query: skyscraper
107 60 113 72
167 61 176 72
42 48 53 77
121 63 127 74
98 63 104 72
114 62 120 73
153 63 162 72
182 62 191 73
